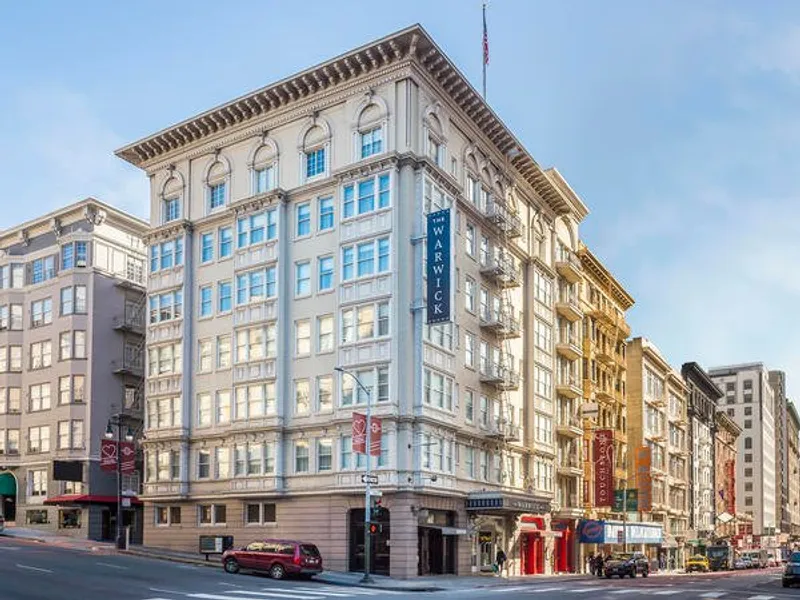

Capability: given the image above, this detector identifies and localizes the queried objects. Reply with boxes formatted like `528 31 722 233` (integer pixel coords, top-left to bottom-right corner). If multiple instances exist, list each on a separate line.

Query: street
0 536 793 600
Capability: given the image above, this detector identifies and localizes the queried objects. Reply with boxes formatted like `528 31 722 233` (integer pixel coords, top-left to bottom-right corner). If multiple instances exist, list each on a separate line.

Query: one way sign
361 474 378 485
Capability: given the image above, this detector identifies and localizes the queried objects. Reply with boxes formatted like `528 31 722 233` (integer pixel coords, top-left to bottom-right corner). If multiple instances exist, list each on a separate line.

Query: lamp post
105 415 134 550
335 366 374 584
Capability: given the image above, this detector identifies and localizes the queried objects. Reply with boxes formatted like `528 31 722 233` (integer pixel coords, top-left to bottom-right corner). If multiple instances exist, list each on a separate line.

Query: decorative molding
50 217 62 240
142 220 193 245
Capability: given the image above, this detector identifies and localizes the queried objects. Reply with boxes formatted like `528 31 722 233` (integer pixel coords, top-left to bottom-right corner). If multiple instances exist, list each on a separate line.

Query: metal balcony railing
480 309 521 339
480 254 521 288
479 362 521 390
484 201 523 238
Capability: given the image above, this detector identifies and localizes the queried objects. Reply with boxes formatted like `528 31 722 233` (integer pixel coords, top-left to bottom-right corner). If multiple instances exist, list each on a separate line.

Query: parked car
604 552 650 578
783 551 800 588
733 557 749 570
686 554 710 573
222 540 323 580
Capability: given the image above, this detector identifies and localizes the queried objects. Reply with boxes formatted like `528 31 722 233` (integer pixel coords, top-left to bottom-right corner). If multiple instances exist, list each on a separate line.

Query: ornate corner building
116 25 600 578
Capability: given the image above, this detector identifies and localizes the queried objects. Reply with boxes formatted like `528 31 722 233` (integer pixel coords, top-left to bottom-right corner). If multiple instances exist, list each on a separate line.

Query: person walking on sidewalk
496 549 507 576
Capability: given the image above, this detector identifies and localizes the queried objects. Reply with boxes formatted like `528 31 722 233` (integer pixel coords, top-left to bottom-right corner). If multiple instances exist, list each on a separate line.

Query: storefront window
348 508 390 576
59 509 81 529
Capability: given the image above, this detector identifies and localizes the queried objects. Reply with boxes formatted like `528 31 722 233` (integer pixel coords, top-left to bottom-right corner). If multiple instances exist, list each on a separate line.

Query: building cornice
681 362 724 400
0 197 149 252
115 24 577 220
715 410 742 437
543 168 590 222
577 243 634 310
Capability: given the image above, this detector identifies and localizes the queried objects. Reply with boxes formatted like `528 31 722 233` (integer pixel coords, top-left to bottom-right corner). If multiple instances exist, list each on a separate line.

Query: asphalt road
0 535 793 600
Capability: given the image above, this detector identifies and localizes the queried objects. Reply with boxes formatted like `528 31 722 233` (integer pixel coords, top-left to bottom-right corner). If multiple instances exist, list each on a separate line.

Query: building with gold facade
626 337 690 569
578 245 633 511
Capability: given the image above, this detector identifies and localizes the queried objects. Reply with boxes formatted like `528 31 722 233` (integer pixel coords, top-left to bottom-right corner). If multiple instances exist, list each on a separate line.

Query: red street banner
594 429 614 507
352 412 382 457
101 439 136 474
725 459 736 514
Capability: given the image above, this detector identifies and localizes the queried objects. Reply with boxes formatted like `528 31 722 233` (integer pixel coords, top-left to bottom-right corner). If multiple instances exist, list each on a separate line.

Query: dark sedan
604 552 650 578
783 551 800 587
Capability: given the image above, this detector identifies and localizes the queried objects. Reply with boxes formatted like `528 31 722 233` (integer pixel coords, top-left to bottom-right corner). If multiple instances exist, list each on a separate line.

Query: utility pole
336 367 374 584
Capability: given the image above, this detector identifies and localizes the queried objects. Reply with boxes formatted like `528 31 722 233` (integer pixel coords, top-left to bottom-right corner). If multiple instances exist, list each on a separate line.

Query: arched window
204 155 231 215
356 101 387 160
424 107 447 169
248 137 279 195
160 170 185 225
299 119 331 182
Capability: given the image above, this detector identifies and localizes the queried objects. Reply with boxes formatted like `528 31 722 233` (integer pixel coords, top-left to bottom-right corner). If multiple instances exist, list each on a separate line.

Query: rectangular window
31 340 52 369
31 256 56 284
305 148 325 178
218 281 232 312
465 332 475 367
197 393 212 427
197 450 211 479
318 197 334 231
31 298 53 327
465 390 475 422
200 233 214 263
216 390 231 424
361 126 383 158
295 262 310 296
342 237 390 281
74 331 86 359
215 447 229 479
198 339 212 372
296 203 311 237
423 368 454 411
295 380 310 415
209 183 226 210
217 336 231 369
295 441 310 473
29 469 48 497
255 165 275 193
317 315 334 353
199 286 212 317
318 256 334 291
218 226 233 258
150 291 183 324
317 375 333 412
296 320 311 356
28 425 50 453
465 223 476 256
465 277 475 312
164 198 180 222
343 173 390 219
342 246 354 280
317 439 333 472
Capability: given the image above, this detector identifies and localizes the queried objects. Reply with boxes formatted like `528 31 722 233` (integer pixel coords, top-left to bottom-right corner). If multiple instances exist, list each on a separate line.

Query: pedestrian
496 549 507 576
587 553 595 575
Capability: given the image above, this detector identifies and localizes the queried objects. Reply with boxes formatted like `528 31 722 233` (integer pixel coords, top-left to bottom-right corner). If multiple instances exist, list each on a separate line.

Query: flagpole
482 1 488 99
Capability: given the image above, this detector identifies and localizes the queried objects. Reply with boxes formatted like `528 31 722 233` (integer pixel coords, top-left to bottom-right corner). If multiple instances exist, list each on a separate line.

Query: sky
2 0 800 398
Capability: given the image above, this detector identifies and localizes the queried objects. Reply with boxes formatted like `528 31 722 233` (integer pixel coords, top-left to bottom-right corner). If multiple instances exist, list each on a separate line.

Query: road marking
219 582 244 588
570 588 607 593
747 597 774 600
188 593 322 600
491 587 566 594
15 563 53 573
609 591 644 595
699 594 726 598
292 588 358 597
96 561 129 570
149 588 185 595
652 592 682 596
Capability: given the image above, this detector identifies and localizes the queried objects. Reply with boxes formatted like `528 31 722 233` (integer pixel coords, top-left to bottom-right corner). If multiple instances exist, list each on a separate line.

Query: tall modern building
0 199 148 541
709 363 777 542
116 25 592 577
681 362 722 546
626 337 689 569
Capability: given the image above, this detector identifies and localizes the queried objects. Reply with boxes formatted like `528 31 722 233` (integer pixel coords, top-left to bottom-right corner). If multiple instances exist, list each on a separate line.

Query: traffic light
368 522 382 535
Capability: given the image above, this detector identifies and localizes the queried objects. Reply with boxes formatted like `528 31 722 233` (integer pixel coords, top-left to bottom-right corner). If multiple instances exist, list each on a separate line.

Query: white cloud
748 24 800 83
0 86 148 229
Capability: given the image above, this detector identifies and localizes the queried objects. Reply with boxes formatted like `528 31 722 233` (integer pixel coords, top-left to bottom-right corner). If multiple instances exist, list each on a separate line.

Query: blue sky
2 0 800 397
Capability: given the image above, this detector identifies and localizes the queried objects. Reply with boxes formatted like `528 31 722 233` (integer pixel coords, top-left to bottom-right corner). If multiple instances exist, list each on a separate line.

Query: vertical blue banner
426 208 452 324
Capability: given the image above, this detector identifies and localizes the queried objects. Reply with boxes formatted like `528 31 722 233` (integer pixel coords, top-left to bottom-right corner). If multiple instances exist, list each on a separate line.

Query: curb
122 548 223 569
315 578 444 592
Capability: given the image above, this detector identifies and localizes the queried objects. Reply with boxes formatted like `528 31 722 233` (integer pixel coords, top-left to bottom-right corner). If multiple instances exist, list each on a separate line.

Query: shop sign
466 495 550 514
426 208 453 324
478 532 493 543
594 429 614 506
441 527 467 536
635 446 652 511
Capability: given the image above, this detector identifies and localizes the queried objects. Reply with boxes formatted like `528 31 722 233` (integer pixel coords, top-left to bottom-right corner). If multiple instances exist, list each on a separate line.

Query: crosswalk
143 585 399 600
487 586 779 599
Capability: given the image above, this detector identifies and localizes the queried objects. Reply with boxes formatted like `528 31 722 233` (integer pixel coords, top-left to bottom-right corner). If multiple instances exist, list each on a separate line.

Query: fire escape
112 280 146 496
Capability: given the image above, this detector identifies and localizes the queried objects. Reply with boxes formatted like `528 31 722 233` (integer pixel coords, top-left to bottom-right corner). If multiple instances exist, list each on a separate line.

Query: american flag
483 3 489 65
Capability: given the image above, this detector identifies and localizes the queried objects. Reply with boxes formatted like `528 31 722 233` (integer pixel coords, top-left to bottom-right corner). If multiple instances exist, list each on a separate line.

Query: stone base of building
142 491 555 578
16 502 143 544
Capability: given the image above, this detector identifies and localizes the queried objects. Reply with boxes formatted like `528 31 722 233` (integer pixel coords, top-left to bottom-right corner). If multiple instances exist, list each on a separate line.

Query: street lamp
105 415 134 550
335 366 374 584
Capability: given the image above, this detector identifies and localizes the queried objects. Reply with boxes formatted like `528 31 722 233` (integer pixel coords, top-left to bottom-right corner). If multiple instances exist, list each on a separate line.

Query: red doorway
521 516 545 575
552 520 575 572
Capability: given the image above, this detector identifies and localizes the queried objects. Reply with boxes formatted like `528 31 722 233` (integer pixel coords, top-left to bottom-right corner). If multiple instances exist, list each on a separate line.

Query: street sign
613 490 625 513
361 474 379 485
369 490 383 497
582 402 599 418
625 489 638 512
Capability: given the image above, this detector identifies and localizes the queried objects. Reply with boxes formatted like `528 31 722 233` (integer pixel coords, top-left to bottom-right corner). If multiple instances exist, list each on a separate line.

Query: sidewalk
0 526 115 553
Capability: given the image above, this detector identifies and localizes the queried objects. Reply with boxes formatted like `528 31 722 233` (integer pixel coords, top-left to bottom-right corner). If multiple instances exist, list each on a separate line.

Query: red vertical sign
352 412 382 457
635 445 652 511
101 439 136 474
726 459 736 514
101 439 117 472
594 429 614 507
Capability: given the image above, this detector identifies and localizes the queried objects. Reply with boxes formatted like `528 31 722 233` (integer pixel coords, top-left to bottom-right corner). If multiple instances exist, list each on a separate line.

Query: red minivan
222 539 323 580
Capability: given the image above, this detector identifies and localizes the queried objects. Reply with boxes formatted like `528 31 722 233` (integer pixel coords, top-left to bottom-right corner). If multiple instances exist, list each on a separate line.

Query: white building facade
117 26 588 578
709 363 777 542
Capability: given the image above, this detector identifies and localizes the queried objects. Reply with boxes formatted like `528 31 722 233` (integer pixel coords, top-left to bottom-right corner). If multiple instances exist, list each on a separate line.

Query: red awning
44 494 142 506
